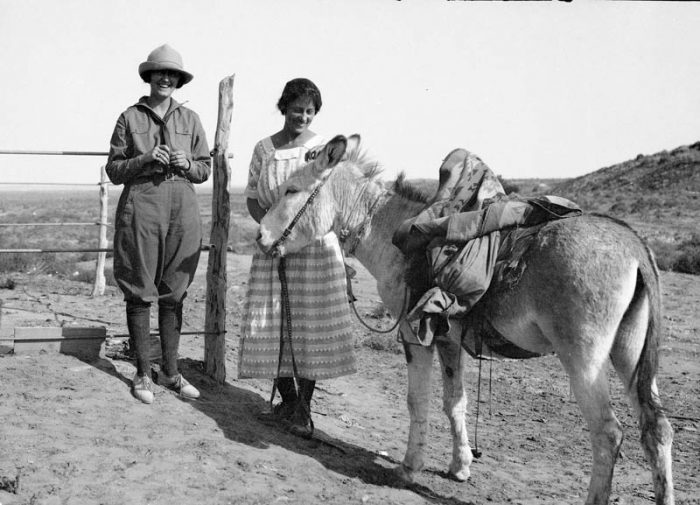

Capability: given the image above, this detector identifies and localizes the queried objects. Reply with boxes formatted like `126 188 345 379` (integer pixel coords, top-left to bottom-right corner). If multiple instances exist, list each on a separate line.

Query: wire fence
0 150 114 295
0 149 233 293
0 150 232 342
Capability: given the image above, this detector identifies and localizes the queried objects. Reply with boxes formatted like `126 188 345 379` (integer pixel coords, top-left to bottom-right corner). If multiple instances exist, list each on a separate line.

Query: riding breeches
113 178 202 305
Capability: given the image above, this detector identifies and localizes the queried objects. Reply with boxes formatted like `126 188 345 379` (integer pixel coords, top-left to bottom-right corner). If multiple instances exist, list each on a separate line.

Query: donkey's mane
341 148 432 204
344 147 382 180
392 173 433 204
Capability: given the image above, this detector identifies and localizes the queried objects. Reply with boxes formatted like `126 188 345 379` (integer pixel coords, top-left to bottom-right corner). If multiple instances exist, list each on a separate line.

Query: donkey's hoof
395 464 417 483
448 466 471 482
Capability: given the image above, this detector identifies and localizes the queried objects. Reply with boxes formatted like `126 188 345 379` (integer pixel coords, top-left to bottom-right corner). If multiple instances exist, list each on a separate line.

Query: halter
338 177 385 256
267 180 325 256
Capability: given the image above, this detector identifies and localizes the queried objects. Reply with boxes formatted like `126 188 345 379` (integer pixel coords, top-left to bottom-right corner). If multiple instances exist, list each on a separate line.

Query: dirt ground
0 253 698 505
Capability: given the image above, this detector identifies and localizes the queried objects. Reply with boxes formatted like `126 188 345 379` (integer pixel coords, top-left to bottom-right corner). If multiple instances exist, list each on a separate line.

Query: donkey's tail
633 241 662 410
601 211 662 404
632 237 675 504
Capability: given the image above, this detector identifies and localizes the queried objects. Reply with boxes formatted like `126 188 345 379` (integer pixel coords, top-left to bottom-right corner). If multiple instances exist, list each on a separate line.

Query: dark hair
277 78 322 115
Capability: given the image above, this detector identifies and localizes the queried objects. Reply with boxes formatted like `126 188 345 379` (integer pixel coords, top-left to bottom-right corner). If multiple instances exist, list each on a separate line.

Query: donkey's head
258 135 351 257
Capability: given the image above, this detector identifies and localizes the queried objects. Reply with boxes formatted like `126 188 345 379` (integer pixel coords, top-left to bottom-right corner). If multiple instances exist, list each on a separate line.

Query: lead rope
346 279 408 334
273 257 314 436
338 188 409 335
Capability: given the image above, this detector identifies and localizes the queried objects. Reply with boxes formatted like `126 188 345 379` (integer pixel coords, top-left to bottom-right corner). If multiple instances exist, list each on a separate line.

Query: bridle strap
342 192 385 257
338 181 386 257
339 178 372 238
269 181 323 254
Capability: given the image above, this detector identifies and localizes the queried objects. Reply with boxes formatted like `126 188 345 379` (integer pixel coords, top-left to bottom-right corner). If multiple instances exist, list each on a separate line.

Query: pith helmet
138 44 193 88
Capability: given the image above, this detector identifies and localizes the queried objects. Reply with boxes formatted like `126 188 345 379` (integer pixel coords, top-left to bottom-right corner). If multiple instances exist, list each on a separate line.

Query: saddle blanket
397 196 581 348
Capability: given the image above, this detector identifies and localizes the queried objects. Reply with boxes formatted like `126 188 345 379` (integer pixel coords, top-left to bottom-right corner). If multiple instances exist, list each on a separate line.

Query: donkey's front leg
398 340 434 482
436 334 473 481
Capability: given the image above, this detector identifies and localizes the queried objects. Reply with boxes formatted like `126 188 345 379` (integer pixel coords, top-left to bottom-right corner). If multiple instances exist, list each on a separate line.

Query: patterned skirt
237 232 357 380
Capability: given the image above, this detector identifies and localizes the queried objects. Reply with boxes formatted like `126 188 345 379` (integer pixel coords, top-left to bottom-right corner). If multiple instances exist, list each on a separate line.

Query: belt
130 167 189 185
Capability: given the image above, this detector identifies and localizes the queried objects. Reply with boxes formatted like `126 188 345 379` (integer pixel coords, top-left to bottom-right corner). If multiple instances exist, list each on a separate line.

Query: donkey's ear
346 134 361 154
315 135 347 173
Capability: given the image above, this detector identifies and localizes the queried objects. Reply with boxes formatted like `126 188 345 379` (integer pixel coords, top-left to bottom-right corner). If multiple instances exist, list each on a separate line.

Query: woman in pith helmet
106 44 211 404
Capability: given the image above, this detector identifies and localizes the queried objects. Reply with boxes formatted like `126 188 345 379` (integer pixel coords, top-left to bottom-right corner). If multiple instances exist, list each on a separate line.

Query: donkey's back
477 214 656 354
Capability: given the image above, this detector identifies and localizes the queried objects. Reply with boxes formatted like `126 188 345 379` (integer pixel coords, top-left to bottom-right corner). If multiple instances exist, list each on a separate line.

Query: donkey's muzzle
256 237 281 258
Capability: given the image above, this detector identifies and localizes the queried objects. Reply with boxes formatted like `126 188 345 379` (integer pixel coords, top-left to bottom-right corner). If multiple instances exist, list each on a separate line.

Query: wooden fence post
92 166 108 297
204 74 235 383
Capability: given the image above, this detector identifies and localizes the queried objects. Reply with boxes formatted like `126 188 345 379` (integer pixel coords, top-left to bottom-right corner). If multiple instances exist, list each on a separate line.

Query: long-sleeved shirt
106 97 210 185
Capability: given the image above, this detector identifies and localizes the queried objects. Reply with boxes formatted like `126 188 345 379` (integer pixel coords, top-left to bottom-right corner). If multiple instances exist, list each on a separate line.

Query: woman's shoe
158 373 200 399
288 420 313 439
257 402 296 425
287 402 314 439
132 373 155 404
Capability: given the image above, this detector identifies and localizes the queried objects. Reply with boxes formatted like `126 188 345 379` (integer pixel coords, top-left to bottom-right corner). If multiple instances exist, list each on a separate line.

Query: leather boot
288 378 315 439
156 302 200 399
277 377 299 405
298 378 316 408
158 301 182 377
258 378 298 424
126 301 154 404
126 301 152 378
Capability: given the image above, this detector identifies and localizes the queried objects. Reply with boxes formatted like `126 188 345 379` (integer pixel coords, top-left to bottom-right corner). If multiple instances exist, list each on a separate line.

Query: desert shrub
674 234 700 275
649 235 700 275
648 240 681 272
630 195 665 215
0 253 34 273
0 276 16 289
608 201 629 214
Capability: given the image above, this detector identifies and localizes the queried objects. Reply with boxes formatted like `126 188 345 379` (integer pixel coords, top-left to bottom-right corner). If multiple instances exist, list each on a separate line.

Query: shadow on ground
176 358 476 505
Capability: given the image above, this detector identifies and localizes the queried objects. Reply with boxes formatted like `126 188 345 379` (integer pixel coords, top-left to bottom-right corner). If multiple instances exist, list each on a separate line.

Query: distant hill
546 141 700 244
553 142 700 195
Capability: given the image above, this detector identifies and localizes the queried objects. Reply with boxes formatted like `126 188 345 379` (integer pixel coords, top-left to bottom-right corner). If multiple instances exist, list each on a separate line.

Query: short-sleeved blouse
238 133 356 380
244 135 325 209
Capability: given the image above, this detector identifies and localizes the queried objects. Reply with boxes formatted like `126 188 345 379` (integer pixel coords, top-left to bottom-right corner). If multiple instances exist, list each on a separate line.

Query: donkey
257 135 674 505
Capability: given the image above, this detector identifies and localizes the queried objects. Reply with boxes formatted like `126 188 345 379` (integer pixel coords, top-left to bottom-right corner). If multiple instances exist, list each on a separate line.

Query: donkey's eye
285 188 299 196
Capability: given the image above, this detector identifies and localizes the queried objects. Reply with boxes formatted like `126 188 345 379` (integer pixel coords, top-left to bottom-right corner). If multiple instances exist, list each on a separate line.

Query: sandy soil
0 253 698 505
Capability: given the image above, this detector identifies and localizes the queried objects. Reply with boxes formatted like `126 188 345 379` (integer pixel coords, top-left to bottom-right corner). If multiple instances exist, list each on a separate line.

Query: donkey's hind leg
633 377 674 505
562 356 623 505
436 334 473 481
610 291 674 505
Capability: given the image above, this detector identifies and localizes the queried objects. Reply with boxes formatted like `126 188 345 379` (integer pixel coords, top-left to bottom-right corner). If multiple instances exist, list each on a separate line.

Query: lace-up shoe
132 373 155 404
158 373 200 399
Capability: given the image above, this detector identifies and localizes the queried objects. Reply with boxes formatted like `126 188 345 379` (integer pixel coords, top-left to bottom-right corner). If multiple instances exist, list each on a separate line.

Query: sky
1 0 699 190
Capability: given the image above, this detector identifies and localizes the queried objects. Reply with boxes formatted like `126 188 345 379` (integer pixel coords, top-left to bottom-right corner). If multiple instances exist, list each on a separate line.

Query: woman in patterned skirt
238 78 356 438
